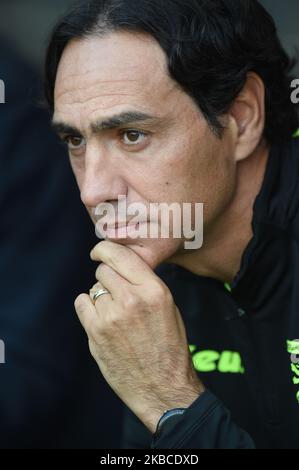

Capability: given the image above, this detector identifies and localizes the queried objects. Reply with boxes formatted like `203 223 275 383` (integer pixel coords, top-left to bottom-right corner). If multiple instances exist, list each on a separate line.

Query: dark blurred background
0 0 124 450
0 0 298 450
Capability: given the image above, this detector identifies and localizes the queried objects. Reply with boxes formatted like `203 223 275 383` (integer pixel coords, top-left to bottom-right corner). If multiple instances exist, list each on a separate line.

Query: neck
170 140 270 283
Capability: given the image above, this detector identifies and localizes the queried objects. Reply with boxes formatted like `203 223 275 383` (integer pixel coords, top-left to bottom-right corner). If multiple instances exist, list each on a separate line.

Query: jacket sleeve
150 390 255 449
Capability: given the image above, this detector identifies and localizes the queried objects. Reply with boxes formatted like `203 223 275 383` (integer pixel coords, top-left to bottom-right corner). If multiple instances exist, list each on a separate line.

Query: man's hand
74 240 204 433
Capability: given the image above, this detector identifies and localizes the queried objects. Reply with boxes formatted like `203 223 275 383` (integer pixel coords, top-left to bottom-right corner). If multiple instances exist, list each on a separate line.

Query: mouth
106 220 137 230
97 220 147 239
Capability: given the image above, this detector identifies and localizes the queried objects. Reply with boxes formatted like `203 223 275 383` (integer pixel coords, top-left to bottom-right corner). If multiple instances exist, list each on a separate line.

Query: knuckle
109 313 122 327
104 251 114 267
122 293 139 310
149 279 171 302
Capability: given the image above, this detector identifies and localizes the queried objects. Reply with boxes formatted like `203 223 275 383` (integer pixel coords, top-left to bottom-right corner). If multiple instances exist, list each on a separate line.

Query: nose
80 154 128 209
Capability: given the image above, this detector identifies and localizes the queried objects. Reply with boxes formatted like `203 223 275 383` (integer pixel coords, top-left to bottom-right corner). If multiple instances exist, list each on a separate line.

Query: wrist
141 382 205 434
154 407 187 441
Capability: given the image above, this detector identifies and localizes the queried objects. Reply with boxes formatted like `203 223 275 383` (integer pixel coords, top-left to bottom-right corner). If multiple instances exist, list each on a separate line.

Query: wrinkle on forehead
54 31 177 110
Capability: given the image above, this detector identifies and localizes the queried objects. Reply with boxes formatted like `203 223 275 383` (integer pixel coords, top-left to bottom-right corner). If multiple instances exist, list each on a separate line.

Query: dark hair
45 0 299 143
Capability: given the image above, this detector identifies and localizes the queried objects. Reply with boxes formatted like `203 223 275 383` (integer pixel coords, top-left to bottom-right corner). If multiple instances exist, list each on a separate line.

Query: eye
64 135 86 150
122 130 147 146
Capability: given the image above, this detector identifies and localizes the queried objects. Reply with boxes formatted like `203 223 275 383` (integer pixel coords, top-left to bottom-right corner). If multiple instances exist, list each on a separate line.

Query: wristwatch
153 407 187 441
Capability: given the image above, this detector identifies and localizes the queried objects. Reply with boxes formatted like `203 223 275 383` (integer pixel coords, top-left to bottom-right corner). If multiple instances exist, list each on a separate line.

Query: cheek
166 136 236 221
201 154 237 224
134 152 195 204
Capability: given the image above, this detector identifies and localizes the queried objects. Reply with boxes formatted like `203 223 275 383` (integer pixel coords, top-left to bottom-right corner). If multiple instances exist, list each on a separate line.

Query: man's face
54 31 237 269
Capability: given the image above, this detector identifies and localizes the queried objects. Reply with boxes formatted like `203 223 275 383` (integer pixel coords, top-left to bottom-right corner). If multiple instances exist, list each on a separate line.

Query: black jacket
122 136 299 449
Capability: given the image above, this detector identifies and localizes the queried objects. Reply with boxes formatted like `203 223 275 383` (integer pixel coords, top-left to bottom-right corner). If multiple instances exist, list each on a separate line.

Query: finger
95 263 131 301
74 293 96 335
90 240 156 285
89 281 112 308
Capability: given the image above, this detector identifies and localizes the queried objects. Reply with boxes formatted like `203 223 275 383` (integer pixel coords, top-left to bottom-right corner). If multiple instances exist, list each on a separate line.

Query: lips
104 220 141 230
97 220 148 239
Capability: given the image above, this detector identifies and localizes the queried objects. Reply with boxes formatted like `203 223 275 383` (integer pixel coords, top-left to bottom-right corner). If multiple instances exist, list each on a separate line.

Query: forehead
54 31 179 122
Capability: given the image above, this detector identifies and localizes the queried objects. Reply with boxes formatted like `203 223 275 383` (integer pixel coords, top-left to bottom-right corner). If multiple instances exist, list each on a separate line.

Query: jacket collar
230 136 299 310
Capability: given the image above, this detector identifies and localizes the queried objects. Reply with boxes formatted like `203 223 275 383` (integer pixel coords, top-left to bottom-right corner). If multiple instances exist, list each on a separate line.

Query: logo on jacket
189 344 244 374
287 339 299 403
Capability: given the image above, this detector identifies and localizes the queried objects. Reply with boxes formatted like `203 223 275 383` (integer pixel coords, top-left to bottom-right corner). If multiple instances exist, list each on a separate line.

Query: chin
110 238 182 271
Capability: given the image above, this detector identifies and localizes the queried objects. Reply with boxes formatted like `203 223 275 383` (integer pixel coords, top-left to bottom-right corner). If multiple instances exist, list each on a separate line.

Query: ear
229 72 265 162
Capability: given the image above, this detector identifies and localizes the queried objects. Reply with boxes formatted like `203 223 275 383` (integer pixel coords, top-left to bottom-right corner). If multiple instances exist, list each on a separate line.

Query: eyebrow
52 111 160 137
